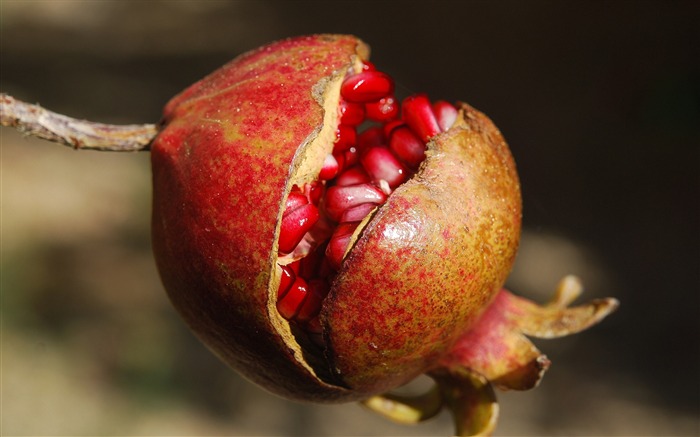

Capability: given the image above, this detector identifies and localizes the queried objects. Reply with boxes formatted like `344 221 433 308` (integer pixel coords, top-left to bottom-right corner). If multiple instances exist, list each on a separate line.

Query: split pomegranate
152 33 520 400
150 34 616 424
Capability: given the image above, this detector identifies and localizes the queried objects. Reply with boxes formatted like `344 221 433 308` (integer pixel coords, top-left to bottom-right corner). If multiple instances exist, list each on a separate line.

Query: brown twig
0 93 158 152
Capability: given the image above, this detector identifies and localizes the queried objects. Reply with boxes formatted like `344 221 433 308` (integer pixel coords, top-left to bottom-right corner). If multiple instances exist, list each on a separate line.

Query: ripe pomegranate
149 34 617 433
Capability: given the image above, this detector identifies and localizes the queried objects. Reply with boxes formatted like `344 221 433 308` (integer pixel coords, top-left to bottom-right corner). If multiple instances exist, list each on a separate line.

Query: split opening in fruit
275 60 459 349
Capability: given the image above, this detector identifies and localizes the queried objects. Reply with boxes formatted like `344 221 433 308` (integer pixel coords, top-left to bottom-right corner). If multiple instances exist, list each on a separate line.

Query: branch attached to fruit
0 93 157 152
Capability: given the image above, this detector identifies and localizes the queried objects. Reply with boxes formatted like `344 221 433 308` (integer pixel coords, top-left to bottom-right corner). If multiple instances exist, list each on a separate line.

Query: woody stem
0 93 158 152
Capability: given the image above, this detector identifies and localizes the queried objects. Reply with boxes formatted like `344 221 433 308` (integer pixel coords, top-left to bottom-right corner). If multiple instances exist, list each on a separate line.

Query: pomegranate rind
151 35 368 402
323 104 523 395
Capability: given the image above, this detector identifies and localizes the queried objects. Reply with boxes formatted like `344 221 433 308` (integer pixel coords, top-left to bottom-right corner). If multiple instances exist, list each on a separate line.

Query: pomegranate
149 34 617 433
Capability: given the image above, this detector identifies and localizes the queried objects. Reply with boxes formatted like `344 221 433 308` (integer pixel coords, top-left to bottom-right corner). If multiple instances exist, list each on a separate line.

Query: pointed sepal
441 276 618 391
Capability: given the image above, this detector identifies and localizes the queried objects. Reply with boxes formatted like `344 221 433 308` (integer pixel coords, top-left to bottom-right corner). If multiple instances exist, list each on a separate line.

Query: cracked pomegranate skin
150 34 521 402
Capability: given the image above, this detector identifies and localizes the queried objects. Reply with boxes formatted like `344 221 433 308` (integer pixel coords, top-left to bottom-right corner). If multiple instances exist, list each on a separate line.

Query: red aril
402 94 442 142
365 96 399 122
433 100 459 132
339 99 365 126
326 222 360 270
360 146 408 190
278 264 296 296
357 126 385 151
334 124 357 152
278 194 320 255
277 275 309 320
389 126 427 170
295 279 330 323
340 203 377 223
319 154 340 180
334 165 370 186
340 70 394 103
324 183 387 223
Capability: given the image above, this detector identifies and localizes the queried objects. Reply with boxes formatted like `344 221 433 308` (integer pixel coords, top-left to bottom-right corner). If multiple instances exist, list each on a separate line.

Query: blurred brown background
2 1 698 436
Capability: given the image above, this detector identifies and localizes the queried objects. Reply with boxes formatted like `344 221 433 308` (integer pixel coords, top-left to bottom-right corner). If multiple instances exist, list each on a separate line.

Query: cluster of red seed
276 62 458 337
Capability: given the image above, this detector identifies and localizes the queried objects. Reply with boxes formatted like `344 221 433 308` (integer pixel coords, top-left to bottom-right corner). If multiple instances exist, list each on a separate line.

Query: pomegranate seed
333 152 346 174
340 202 377 223
360 146 408 189
277 276 309 320
335 166 371 186
382 119 405 138
365 95 399 122
319 154 339 180
339 99 365 126
278 264 296 297
306 182 323 206
343 146 360 168
402 94 441 142
326 222 360 270
296 279 330 322
278 203 320 254
324 183 387 222
334 124 357 153
357 126 385 153
336 147 362 173
389 126 427 170
432 100 458 131
285 191 308 212
341 71 394 103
